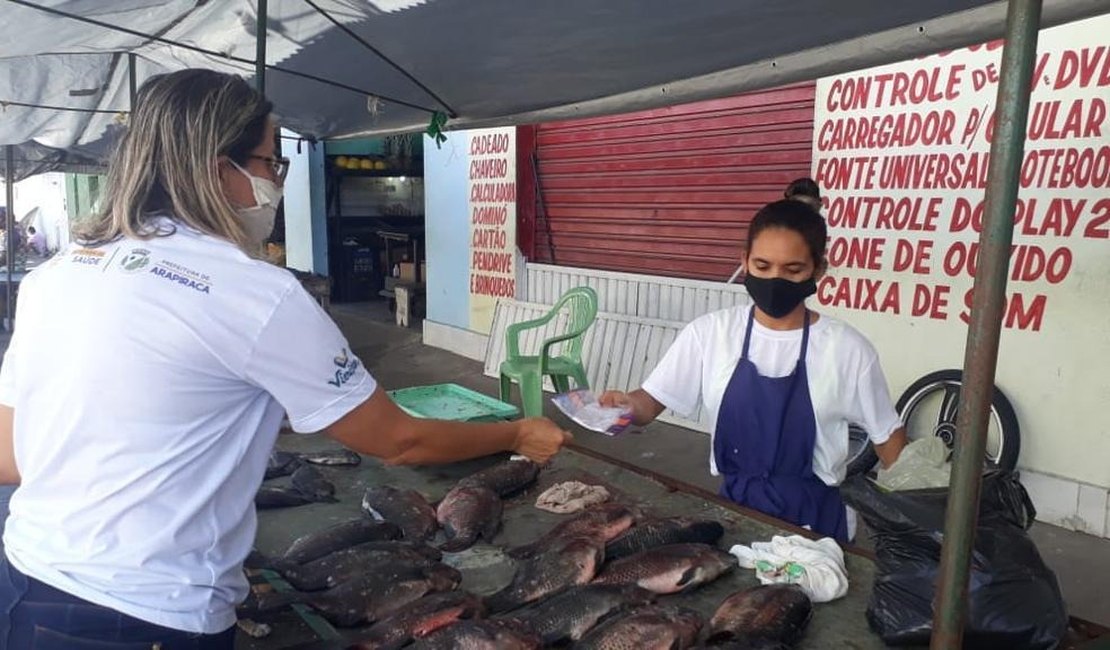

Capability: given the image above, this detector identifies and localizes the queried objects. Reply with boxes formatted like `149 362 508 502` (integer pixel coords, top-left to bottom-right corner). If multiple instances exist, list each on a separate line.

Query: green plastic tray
388 383 520 422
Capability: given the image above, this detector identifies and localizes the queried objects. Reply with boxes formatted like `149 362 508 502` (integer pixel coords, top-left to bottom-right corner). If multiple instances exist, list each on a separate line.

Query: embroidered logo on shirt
328 348 360 388
119 248 151 273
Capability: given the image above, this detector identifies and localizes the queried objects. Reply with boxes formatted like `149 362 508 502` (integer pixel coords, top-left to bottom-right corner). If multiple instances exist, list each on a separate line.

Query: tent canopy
1 0 1107 177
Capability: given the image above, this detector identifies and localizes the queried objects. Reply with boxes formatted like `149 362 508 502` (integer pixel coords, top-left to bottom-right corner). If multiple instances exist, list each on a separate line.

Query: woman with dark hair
0 69 570 648
603 200 906 542
784 177 822 211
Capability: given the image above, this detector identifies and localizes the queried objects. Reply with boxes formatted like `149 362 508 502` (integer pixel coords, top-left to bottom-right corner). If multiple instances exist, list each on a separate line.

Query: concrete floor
331 300 1110 630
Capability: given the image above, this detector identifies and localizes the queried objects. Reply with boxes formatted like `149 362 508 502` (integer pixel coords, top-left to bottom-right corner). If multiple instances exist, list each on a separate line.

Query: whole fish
348 590 485 650
410 619 542 650
457 457 540 497
297 447 362 466
291 465 337 502
362 486 439 541
499 583 655 645
265 450 303 480
257 563 461 627
436 485 502 552
706 584 813 648
281 518 402 565
486 536 605 612
507 503 636 560
256 485 313 509
278 541 443 591
576 605 704 650
593 543 735 594
605 517 725 560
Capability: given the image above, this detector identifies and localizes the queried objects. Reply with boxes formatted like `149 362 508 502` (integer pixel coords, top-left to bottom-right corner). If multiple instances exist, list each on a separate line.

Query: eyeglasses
249 155 290 183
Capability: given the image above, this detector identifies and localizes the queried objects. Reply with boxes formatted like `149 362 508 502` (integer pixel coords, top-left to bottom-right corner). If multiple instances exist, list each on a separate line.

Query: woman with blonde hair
0 68 570 648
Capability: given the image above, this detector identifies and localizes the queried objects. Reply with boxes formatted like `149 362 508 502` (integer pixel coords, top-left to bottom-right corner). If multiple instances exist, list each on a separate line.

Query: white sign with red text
811 14 1110 490
467 127 517 334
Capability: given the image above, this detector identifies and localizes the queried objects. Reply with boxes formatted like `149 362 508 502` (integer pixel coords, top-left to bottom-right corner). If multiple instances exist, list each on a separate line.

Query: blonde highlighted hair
77 69 273 250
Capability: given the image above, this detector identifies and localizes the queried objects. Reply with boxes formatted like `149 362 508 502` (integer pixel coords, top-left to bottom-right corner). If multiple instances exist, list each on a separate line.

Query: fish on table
486 535 605 613
276 541 442 591
507 502 636 560
604 517 725 561
281 518 401 565
254 563 461 627
346 590 485 650
291 465 338 503
575 605 704 650
436 485 502 552
496 583 655 645
297 447 362 466
408 619 542 650
265 450 304 480
456 457 540 497
255 486 314 510
361 485 439 542
592 543 736 594
706 584 814 649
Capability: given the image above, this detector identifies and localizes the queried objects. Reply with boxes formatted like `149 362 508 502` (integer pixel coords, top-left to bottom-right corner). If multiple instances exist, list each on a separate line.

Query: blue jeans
0 556 235 649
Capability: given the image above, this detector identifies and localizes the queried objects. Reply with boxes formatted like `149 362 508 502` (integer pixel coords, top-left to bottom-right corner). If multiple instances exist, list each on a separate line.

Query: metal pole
930 0 1043 647
4 145 14 333
255 0 267 94
128 52 138 108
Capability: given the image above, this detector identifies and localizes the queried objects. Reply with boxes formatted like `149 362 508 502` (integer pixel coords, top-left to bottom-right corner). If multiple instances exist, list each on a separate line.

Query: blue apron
713 308 849 542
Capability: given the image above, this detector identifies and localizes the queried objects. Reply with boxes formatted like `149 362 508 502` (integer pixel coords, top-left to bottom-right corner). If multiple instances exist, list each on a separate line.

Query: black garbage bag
841 471 1067 649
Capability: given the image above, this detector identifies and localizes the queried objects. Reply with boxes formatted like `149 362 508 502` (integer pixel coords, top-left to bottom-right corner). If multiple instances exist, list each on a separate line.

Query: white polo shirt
642 305 901 487
0 219 376 634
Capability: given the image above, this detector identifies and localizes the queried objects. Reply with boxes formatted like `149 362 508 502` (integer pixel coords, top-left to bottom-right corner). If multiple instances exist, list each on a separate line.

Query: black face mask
743 274 817 319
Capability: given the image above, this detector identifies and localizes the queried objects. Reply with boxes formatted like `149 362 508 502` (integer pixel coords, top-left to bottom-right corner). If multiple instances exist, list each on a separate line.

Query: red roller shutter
528 83 816 281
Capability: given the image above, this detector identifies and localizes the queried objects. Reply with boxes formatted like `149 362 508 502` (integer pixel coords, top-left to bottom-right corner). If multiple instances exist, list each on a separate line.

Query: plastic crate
388 383 519 422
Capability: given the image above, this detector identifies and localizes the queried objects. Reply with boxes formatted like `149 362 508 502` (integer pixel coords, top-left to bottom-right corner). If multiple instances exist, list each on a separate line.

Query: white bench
482 298 714 433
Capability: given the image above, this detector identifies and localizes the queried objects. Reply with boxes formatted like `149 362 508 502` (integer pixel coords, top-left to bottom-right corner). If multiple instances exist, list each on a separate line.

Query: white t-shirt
0 220 377 634
642 306 901 487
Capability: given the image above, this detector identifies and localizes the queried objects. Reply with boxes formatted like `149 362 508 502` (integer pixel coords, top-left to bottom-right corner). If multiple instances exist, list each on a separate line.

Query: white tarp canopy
2 0 1109 178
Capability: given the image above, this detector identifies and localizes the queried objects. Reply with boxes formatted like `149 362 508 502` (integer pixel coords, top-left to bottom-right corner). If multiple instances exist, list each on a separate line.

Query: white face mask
230 160 283 249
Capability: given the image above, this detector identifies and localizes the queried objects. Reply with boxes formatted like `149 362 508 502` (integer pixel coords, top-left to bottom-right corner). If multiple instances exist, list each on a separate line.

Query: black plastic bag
841 471 1067 649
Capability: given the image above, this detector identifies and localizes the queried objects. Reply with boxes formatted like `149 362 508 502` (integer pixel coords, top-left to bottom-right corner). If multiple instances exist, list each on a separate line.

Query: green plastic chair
499 286 598 418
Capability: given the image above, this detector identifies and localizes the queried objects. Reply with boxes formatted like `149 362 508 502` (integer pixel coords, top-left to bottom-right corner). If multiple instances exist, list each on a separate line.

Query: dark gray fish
436 485 502 552
298 448 362 466
498 583 655 645
456 458 541 497
291 465 337 503
256 485 313 509
486 536 605 613
576 605 704 650
256 563 461 627
265 450 304 480
605 517 725 561
410 619 542 650
592 543 735 594
362 486 439 541
278 541 442 591
507 502 636 560
281 518 402 565
707 584 813 648
347 590 485 650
